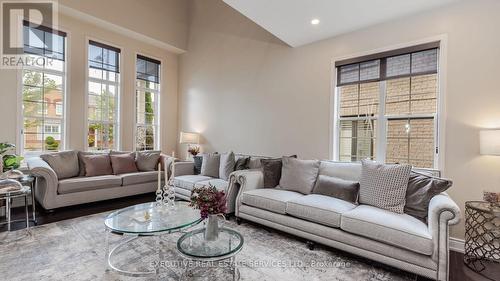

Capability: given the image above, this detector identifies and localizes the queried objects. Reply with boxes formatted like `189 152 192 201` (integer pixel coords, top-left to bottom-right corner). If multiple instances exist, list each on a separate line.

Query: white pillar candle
158 163 162 190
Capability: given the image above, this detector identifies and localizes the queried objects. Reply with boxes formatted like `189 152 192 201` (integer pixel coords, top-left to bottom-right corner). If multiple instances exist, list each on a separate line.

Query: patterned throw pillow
359 160 412 214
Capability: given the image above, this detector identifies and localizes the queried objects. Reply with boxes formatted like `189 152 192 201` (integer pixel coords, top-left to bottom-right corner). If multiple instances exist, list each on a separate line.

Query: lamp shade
480 130 500 155
179 132 200 144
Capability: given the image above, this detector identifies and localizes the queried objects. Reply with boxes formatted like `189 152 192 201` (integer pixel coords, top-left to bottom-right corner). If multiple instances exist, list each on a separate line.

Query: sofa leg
45 209 55 214
236 217 242 225
306 241 315 251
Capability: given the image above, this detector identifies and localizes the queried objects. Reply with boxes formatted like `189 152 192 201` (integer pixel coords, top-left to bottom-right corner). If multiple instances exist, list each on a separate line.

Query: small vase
204 214 222 241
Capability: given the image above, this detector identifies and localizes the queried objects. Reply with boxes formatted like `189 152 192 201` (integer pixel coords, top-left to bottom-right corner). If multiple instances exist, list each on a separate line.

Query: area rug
0 210 419 281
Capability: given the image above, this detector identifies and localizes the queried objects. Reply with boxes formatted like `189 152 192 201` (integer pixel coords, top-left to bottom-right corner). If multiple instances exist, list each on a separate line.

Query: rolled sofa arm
172 161 195 177
27 157 58 210
427 193 461 281
235 170 264 216
225 170 254 214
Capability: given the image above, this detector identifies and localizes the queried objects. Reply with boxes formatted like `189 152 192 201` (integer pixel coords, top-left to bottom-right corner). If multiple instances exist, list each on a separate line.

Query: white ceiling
223 0 461 47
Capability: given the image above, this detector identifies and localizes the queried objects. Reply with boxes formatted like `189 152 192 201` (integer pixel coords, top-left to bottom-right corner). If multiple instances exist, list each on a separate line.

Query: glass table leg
6 197 10 232
104 227 110 272
25 195 29 230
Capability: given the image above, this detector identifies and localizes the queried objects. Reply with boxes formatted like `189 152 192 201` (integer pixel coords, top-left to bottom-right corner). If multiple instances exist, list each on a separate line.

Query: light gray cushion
286 194 357 228
359 160 412 214
58 175 122 194
312 175 359 204
40 150 79 180
240 188 303 214
219 151 235 181
201 153 220 178
318 161 362 182
278 157 320 194
341 205 433 255
136 151 161 171
194 179 229 191
172 175 212 191
120 171 163 186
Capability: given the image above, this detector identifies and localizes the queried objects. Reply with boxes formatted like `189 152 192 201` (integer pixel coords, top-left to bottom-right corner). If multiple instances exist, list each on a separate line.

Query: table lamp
180 132 200 160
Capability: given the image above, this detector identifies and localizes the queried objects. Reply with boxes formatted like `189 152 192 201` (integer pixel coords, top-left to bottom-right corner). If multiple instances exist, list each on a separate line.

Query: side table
177 227 244 280
0 185 31 243
464 201 500 280
16 175 37 225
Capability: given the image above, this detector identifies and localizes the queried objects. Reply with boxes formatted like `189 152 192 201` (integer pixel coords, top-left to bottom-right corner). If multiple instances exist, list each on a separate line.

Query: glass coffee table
177 227 244 280
104 201 202 277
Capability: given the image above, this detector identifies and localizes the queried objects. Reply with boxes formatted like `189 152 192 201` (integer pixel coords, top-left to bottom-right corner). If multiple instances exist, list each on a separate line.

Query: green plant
45 136 59 151
0 142 23 171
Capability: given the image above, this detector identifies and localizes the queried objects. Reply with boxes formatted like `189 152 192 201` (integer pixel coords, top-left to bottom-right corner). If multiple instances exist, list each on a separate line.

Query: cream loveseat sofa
172 154 268 214
27 151 175 210
235 161 460 281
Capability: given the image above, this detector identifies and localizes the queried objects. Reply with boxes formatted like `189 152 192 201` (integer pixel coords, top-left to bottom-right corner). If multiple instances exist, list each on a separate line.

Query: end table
464 201 500 280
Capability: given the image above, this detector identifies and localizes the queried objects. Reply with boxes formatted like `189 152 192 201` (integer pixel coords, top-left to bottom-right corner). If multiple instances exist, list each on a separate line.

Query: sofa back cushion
278 157 320 194
313 175 359 204
219 151 235 181
318 161 362 182
359 160 412 214
136 151 161 171
405 171 453 220
40 150 79 180
201 153 220 178
110 153 138 175
81 154 113 177
78 151 100 176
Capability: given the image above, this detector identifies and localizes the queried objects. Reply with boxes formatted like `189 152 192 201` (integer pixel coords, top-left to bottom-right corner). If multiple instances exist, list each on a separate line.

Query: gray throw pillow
234 156 249 171
136 151 161 171
260 155 296 188
110 153 138 175
278 157 320 194
313 175 359 204
193 156 203 175
78 151 100 176
80 154 113 177
404 171 453 220
41 150 79 180
359 160 412 214
219 151 235 181
201 153 220 178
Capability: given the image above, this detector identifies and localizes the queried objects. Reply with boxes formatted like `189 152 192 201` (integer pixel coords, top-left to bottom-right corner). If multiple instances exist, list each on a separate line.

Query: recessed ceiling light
311 19 320 25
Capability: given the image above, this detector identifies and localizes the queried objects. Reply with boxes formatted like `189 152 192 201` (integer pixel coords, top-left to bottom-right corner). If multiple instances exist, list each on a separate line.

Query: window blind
23 21 66 61
88 40 120 73
336 42 439 86
136 55 160 83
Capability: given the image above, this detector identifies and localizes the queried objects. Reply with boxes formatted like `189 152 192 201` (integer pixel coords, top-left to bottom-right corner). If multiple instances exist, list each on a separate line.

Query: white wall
0 11 180 155
179 0 500 239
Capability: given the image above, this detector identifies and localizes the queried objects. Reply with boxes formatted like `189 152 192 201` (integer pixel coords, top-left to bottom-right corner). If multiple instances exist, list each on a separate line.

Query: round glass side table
464 201 500 280
177 227 244 280
0 186 31 243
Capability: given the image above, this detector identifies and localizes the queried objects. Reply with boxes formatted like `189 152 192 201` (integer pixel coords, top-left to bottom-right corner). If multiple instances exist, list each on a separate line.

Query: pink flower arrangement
189 184 227 219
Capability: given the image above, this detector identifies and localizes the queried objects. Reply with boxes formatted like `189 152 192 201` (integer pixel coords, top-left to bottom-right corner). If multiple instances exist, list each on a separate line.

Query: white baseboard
449 237 465 253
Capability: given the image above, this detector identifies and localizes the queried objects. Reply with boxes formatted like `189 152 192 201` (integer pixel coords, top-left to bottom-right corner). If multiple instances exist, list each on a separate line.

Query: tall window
135 55 160 151
335 42 440 168
87 40 120 151
22 21 66 155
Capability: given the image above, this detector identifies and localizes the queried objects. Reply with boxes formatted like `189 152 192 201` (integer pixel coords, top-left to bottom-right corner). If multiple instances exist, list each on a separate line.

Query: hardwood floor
1 193 499 281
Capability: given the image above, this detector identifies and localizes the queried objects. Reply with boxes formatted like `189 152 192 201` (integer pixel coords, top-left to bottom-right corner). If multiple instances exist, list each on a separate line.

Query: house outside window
334 42 441 169
135 55 161 151
86 40 121 151
21 21 66 155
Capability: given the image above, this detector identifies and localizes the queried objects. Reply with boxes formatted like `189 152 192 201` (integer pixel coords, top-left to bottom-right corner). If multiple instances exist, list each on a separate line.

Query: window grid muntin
86 42 120 152
336 47 440 169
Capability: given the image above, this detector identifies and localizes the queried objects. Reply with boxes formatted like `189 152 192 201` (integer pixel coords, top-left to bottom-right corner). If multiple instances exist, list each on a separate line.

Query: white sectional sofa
235 161 460 281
